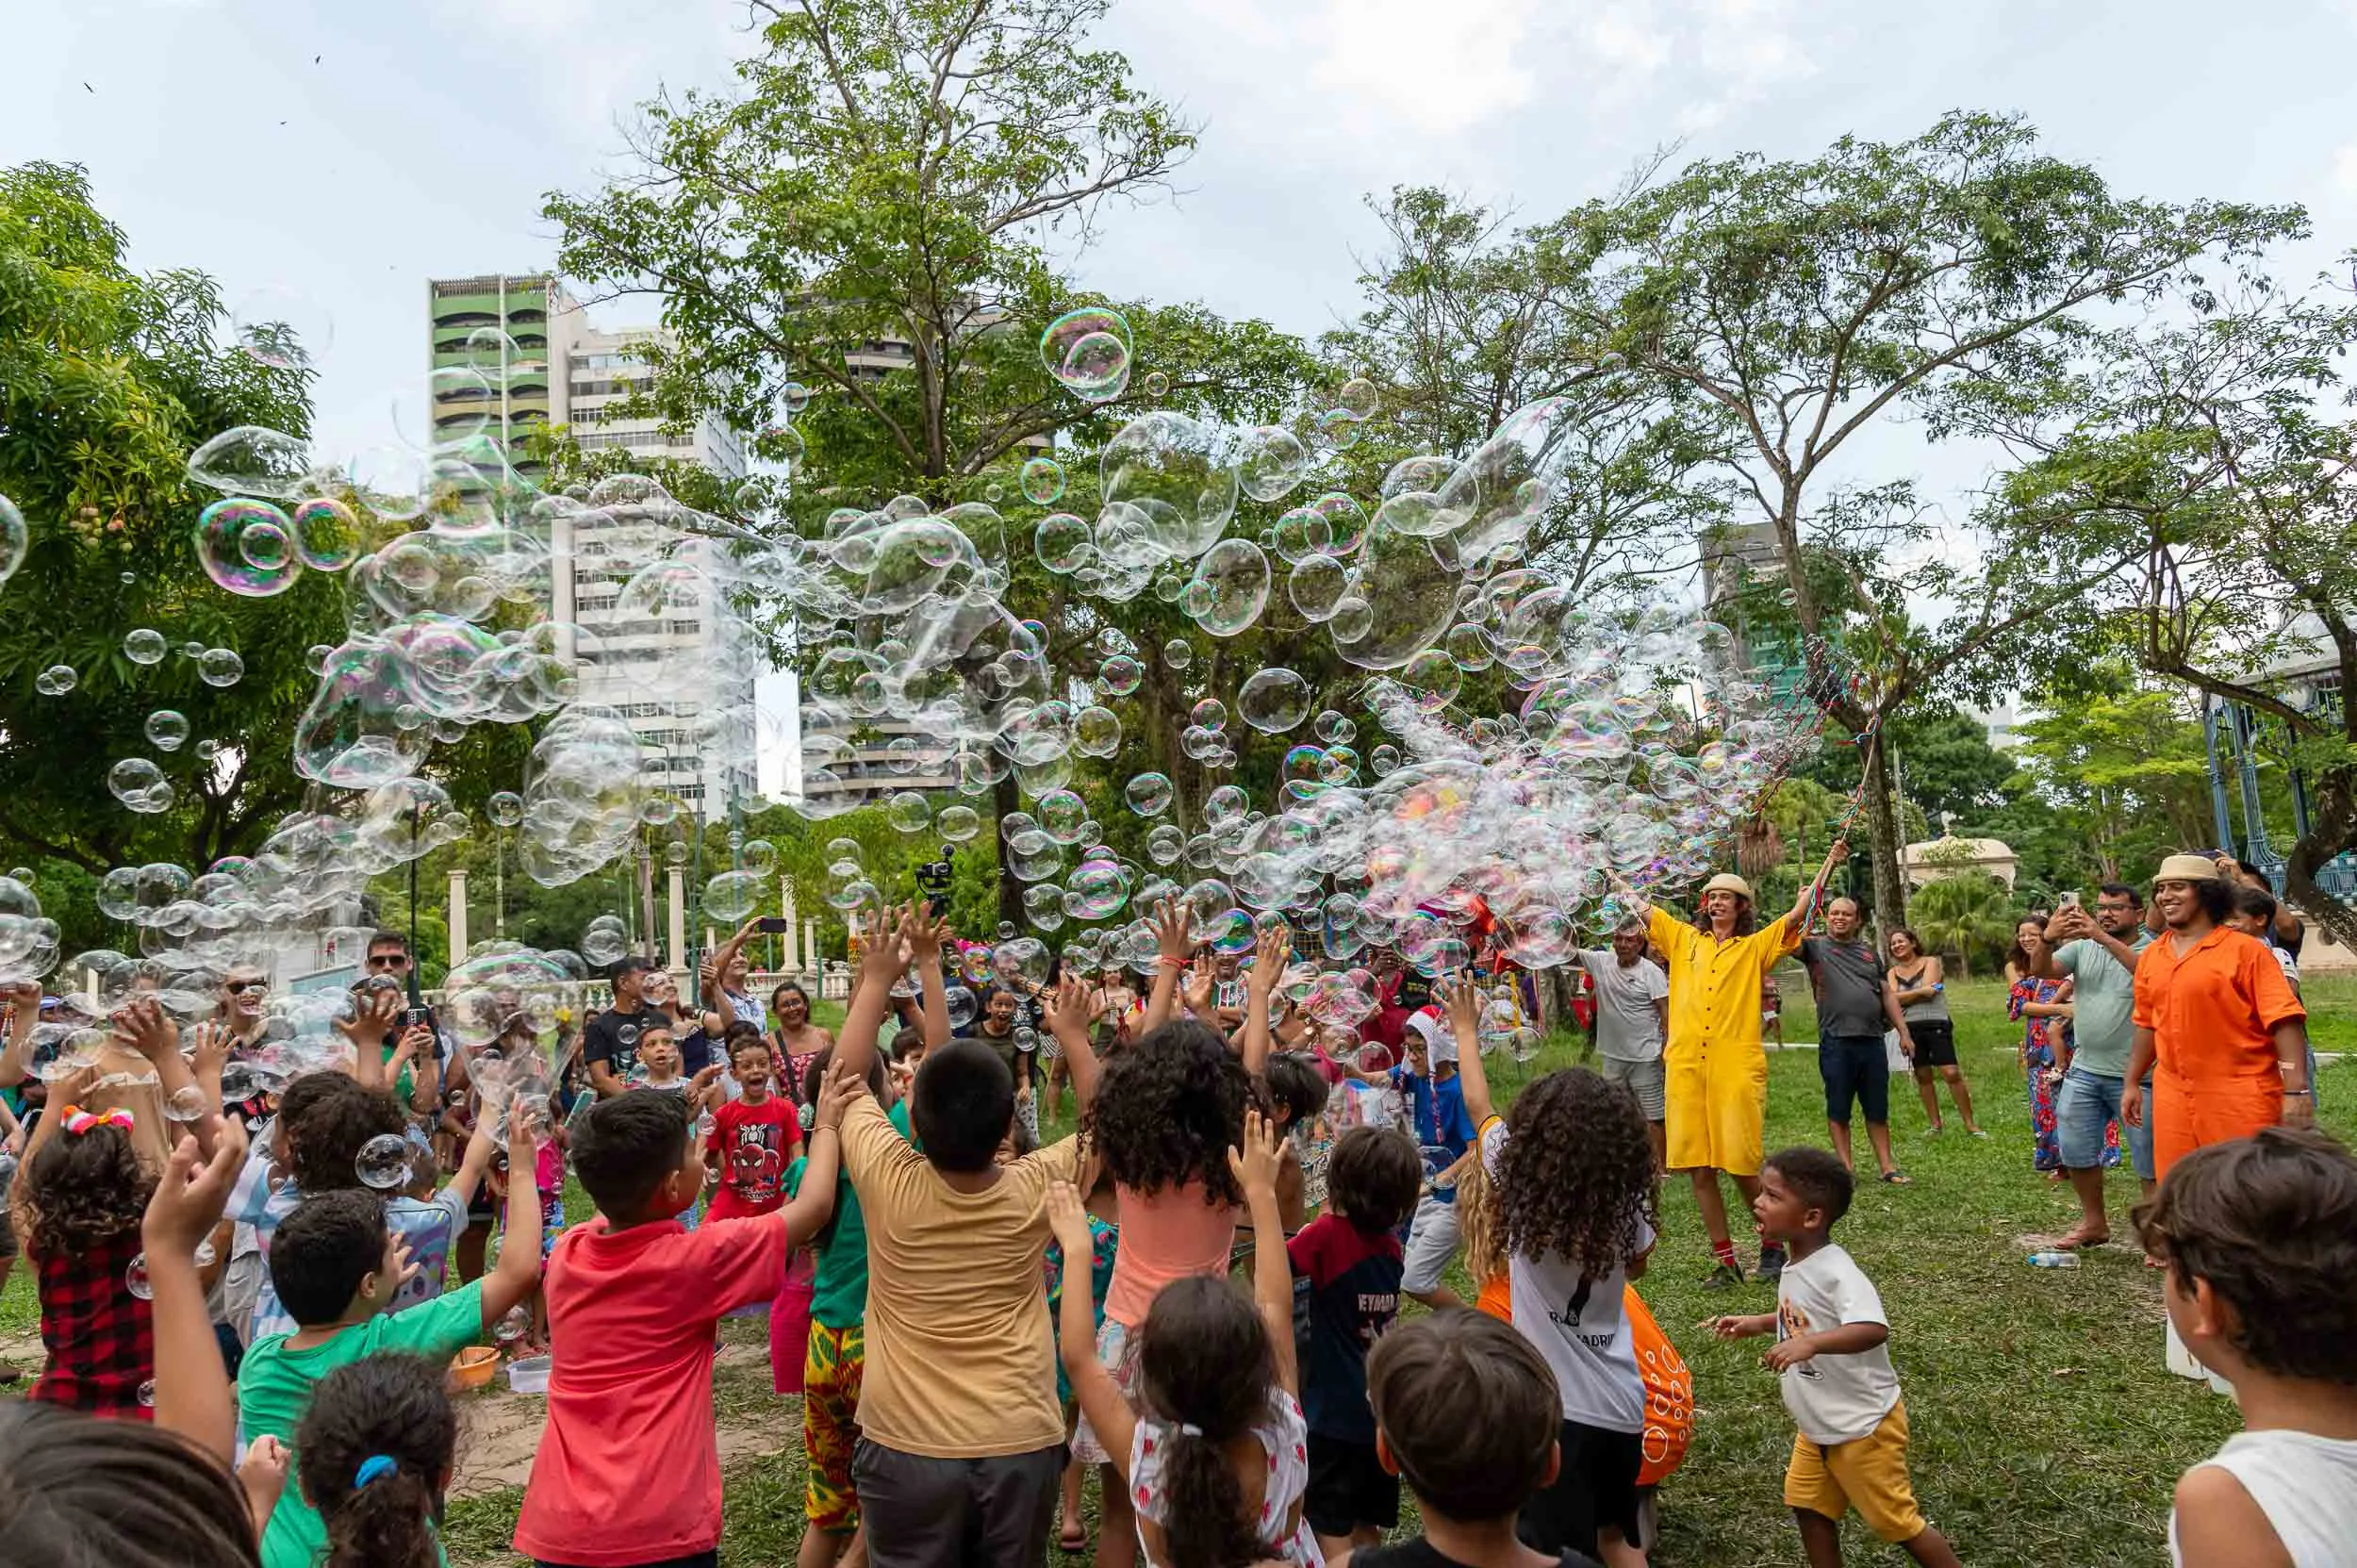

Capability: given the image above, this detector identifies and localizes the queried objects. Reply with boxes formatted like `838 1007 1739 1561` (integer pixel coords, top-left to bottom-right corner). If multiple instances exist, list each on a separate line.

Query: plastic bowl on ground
449 1345 499 1391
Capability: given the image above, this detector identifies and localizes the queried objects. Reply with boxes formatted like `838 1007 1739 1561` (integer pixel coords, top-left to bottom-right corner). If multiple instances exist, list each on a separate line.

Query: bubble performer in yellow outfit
1623 840 1849 1291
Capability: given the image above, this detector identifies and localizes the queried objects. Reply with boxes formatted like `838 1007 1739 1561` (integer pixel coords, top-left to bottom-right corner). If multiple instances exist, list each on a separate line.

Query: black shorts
1305 1432 1400 1538
1820 1035 1890 1125
1906 1019 1956 1069
1519 1419 1641 1559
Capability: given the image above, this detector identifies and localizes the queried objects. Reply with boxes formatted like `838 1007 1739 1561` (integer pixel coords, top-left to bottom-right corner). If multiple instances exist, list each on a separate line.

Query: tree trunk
991 768 1023 933
2284 765 2357 951
1860 727 1908 944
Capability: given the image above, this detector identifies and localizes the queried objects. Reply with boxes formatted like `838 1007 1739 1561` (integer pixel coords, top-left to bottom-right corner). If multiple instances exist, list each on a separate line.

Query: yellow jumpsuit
1645 905 1798 1177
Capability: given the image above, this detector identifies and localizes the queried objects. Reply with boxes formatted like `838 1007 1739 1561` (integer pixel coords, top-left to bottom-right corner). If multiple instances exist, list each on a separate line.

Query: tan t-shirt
842 1093 1081 1458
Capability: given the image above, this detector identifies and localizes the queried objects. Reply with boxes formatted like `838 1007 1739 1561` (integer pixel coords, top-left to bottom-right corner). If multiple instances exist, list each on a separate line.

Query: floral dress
1128 1389 1321 1568
2009 975 2069 1172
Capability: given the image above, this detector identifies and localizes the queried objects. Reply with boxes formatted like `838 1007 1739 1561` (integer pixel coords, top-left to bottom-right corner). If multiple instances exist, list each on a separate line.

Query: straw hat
1701 873 1755 901
2153 853 2222 884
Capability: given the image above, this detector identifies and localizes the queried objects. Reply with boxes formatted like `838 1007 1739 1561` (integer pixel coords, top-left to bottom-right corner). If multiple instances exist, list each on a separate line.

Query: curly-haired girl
11 1088 161 1418
1449 977 1657 1566
294 1353 455 1568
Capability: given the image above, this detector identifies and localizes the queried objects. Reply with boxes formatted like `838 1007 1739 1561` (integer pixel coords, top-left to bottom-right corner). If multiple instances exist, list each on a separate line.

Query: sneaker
1756 1248 1788 1284
1970 1128 1990 1139
1701 1263 1746 1291
1923 1124 1946 1137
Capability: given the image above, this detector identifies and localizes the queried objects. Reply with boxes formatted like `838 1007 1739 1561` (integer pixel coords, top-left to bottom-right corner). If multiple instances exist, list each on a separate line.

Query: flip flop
1878 1170 1911 1185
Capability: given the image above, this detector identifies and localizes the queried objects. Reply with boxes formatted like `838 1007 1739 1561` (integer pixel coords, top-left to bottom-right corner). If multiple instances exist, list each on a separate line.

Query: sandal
1878 1170 1911 1185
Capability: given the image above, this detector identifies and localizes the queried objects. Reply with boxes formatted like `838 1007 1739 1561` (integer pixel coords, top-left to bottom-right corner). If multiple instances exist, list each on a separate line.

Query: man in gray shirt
1797 897 1915 1184
2036 884 2155 1248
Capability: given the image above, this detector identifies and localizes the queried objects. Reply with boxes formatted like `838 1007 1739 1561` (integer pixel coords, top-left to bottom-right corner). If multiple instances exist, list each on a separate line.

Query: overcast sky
12 0 2357 475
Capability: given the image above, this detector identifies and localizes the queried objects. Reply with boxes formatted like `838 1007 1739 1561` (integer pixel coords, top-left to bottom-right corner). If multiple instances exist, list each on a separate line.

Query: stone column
447 867 469 963
780 878 799 970
803 918 819 979
666 866 686 972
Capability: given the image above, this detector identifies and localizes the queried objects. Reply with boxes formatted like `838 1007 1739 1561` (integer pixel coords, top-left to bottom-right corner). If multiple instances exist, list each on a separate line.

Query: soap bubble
886 792 931 834
704 870 763 923
193 499 301 596
1335 376 1380 420
1187 538 1271 636
355 1132 411 1190
35 665 76 696
123 628 168 665
232 286 333 371
292 497 362 571
187 425 311 500
1238 426 1312 503
581 919 629 966
107 758 169 811
1034 513 1092 573
1019 457 1067 504
1099 653 1143 695
938 804 982 842
144 711 190 751
1238 668 1311 734
487 791 524 827
1145 371 1170 398
1287 554 1348 620
1162 638 1194 670
1041 308 1133 403
1125 772 1175 817
0 495 24 587
197 648 245 687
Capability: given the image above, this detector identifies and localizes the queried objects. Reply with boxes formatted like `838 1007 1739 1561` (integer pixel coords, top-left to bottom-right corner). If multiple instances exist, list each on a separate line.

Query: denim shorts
1820 1035 1891 1125
2056 1066 2154 1181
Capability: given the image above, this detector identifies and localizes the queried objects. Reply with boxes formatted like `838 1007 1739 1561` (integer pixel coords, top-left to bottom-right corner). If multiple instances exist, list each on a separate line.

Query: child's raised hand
142 1118 250 1258
859 906 913 983
1045 975 1092 1041
906 905 952 964
1045 1180 1095 1255
1438 971 1482 1039
815 1058 865 1131
1247 923 1291 996
1150 897 1192 966
190 1021 233 1081
1182 954 1215 1015
238 1434 291 1510
1227 1106 1284 1198
113 997 180 1064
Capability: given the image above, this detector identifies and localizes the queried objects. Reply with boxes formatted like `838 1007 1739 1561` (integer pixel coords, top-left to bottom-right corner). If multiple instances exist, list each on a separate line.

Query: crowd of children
0 892 2353 1568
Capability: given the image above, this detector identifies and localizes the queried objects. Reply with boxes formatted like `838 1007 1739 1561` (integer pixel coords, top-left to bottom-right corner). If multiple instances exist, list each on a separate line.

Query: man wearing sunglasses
360 932 444 1121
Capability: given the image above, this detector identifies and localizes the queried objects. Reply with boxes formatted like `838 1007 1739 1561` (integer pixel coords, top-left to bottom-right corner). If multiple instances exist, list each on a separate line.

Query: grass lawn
24 982 2348 1565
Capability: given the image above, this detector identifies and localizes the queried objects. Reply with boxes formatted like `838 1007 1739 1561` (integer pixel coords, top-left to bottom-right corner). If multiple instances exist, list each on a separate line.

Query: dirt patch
451 1337 793 1498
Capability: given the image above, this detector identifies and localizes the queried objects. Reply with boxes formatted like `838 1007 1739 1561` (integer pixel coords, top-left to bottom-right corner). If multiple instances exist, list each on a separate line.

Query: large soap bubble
1041 307 1133 404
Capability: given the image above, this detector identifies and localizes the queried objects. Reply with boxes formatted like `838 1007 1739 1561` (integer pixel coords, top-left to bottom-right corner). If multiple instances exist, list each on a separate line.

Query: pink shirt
512 1213 788 1565
1104 1180 1236 1329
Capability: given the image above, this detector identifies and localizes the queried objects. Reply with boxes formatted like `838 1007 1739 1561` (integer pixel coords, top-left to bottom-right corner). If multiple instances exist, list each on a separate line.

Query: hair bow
60 1106 134 1135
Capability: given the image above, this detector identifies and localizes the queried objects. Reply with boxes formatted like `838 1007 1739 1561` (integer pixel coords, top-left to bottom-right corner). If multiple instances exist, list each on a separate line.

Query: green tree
1984 284 2357 940
2015 680 2213 883
0 161 356 947
1564 111 2303 929
1903 868 2016 980
544 0 1325 926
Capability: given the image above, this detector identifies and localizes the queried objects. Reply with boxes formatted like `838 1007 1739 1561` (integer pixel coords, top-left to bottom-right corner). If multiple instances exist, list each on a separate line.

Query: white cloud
2333 144 2357 196
1304 0 1544 134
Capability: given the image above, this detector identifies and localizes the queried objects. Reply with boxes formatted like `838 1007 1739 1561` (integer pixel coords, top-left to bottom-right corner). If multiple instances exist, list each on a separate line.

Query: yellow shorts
1664 1041 1767 1177
1784 1400 1925 1543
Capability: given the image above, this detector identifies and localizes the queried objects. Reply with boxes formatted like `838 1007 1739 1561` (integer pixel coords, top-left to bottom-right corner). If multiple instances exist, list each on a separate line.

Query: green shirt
2052 932 2151 1079
241 1282 484 1568
787 1099 913 1329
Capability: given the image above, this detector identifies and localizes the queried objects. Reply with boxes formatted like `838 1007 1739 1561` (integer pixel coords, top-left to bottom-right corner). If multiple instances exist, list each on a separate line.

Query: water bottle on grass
2027 1251 2079 1269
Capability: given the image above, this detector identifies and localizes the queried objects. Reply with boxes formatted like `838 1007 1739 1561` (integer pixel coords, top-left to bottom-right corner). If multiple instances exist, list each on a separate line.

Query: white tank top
2168 1428 2357 1567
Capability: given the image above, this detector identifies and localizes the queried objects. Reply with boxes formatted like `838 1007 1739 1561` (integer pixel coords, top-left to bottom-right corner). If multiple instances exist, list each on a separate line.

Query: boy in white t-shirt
2135 1126 2357 1568
1711 1147 1961 1568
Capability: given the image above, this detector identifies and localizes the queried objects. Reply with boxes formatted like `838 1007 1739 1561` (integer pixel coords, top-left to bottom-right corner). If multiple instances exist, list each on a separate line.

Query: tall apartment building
427 273 758 810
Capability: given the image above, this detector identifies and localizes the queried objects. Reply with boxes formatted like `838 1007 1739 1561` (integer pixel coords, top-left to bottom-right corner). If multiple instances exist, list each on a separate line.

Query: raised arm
1139 898 1190 1036
1048 1180 1136 1477
1784 838 1849 936
1230 1109 1297 1395
1438 973 1492 1127
1240 922 1290 1078
781 1061 857 1245
831 905 914 1085
905 906 956 1052
478 1110 545 1329
339 986 402 1090
1043 977 1103 1114
141 1116 249 1465
116 999 215 1159
0 982 41 1088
